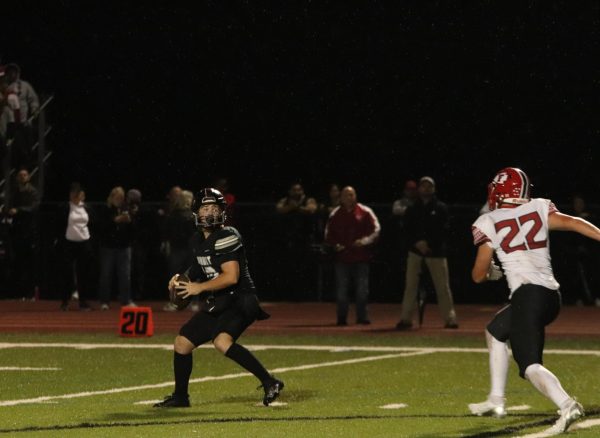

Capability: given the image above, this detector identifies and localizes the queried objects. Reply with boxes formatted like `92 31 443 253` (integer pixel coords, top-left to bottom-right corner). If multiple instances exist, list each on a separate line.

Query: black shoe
444 321 459 329
262 378 284 406
336 319 348 326
395 320 413 330
153 393 190 408
356 319 371 325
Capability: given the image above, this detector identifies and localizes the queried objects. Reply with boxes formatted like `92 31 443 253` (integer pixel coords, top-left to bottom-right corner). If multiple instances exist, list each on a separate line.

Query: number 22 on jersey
494 211 547 254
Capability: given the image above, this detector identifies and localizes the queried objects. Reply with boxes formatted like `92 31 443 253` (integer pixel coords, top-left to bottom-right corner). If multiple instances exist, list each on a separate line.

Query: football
169 273 192 311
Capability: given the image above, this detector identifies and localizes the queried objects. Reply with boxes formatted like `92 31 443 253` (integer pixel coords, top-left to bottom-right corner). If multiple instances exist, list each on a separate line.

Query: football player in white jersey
468 167 600 435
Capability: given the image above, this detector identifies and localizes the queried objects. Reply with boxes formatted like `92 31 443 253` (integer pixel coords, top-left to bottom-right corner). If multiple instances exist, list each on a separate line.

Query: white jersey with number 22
471 198 560 296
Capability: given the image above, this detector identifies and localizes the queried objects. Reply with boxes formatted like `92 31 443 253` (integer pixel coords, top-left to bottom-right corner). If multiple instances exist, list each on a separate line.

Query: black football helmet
193 188 227 227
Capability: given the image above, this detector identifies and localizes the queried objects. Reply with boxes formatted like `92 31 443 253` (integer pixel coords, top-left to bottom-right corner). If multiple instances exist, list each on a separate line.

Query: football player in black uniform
154 188 284 408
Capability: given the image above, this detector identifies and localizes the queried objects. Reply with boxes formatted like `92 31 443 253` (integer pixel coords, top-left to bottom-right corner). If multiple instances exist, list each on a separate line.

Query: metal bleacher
0 94 54 210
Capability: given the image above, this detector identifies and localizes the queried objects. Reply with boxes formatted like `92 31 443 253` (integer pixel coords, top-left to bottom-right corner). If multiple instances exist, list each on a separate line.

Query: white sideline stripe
515 418 600 437
1 343 600 356
254 401 287 407
0 350 432 407
380 403 408 409
0 367 61 371
515 430 553 437
134 400 161 405
571 418 600 430
506 404 531 411
0 343 174 351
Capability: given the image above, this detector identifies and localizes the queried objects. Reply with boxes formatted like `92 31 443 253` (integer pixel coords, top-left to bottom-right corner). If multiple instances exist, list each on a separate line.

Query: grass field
0 332 599 437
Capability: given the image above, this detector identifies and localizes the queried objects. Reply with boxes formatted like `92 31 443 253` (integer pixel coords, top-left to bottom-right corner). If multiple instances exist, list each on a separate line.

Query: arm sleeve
360 205 381 245
214 229 242 254
324 209 339 245
26 83 40 114
472 225 491 246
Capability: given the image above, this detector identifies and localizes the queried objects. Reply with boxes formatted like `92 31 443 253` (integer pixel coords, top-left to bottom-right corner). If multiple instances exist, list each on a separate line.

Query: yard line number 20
494 211 547 254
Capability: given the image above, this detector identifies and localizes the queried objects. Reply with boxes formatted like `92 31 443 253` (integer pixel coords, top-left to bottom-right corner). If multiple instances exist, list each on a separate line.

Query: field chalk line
0 350 432 407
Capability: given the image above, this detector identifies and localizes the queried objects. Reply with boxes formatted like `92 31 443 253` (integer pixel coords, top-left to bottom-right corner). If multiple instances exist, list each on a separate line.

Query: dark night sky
3 2 599 203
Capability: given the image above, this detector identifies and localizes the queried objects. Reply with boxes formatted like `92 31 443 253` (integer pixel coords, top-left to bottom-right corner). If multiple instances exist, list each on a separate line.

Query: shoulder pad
214 227 243 254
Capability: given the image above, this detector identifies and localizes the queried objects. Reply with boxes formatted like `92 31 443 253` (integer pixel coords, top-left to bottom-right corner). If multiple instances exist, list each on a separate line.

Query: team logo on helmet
487 167 532 211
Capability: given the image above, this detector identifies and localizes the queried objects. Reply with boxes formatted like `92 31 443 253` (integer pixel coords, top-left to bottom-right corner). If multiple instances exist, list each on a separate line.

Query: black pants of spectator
280 245 314 301
131 241 147 301
7 123 35 169
10 234 38 299
60 239 94 306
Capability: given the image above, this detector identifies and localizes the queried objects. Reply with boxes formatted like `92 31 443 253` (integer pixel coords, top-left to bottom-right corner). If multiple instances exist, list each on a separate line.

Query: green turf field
0 332 598 437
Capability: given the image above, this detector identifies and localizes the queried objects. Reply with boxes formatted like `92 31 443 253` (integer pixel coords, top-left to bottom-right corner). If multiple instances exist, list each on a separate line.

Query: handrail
27 94 54 125
31 126 53 151
1 93 54 206
0 169 16 189
29 151 53 178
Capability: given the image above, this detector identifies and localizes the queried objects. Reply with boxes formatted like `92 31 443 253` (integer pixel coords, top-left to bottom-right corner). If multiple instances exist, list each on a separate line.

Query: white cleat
543 399 584 435
468 400 507 418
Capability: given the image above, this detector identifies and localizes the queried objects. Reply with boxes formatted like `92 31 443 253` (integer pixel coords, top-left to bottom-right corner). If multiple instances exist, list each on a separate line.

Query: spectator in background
325 186 380 325
58 183 93 310
396 176 459 330
3 168 39 299
319 183 341 217
312 183 342 299
213 177 237 226
97 186 136 309
126 188 147 301
564 194 600 306
163 190 197 311
316 183 341 237
392 180 418 217
2 64 39 168
389 179 419 293
0 74 10 152
158 185 182 255
275 182 318 300
158 185 182 217
276 182 318 216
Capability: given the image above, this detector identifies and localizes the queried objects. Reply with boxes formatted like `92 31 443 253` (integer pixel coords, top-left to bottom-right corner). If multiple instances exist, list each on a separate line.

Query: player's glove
487 261 503 281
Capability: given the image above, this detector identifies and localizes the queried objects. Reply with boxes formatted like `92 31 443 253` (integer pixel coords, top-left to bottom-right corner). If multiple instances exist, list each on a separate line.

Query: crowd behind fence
1 200 599 307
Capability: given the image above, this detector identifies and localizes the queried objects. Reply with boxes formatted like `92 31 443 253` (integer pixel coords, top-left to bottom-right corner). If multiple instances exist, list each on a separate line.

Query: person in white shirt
468 167 600 435
59 183 93 311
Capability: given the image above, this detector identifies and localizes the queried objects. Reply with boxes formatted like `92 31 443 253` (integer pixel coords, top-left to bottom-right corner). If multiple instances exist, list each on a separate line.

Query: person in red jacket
325 186 380 325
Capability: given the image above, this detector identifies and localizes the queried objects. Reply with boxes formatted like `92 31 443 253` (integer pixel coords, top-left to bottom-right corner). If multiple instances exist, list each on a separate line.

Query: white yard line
506 404 531 411
514 417 600 437
0 350 433 407
379 403 408 409
570 418 600 431
0 367 61 371
1 342 600 356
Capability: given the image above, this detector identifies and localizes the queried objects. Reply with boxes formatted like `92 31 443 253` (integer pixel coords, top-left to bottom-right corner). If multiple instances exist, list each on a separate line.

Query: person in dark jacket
4 168 39 299
396 176 458 330
97 186 135 309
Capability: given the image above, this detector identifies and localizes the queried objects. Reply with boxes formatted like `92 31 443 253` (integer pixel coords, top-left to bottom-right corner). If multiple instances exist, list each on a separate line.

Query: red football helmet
487 167 532 210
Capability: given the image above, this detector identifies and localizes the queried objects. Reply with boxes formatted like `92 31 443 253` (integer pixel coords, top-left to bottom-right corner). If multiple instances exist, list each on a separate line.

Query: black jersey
187 226 255 295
